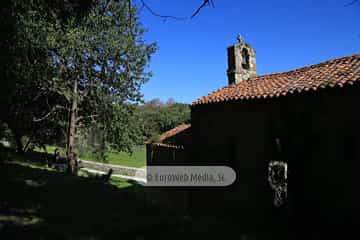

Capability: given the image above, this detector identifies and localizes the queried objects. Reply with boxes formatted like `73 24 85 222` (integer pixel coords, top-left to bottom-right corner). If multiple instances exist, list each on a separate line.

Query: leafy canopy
1 0 157 154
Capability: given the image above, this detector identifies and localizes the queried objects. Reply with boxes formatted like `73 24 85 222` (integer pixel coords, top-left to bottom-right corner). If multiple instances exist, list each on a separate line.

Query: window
241 48 250 69
268 137 288 207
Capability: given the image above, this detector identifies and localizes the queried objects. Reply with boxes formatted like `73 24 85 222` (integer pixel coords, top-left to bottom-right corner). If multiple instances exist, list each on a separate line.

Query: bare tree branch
139 0 187 21
128 0 132 25
191 0 214 19
138 0 215 21
33 105 66 122
76 114 99 123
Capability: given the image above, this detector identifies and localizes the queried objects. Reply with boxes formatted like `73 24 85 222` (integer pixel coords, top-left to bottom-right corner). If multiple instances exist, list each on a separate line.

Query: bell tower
227 35 256 85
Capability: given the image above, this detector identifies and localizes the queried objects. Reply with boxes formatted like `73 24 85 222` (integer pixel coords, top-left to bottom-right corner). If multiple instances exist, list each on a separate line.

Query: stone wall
191 82 360 232
145 143 191 215
78 159 145 177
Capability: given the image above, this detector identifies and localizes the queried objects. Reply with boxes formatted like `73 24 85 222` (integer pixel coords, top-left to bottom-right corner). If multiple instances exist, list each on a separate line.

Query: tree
0 0 94 153
0 0 156 174
165 98 176 106
0 0 210 169
40 0 156 173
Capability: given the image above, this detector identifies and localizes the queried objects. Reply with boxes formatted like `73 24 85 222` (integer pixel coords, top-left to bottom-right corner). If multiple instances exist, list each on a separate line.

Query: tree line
135 98 190 141
1 98 190 159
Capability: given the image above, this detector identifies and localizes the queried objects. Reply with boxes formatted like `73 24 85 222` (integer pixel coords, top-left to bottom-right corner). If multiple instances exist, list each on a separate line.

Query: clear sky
136 0 360 104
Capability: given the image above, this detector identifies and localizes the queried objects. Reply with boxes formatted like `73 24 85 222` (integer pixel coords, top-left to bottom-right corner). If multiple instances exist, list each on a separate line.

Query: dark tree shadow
0 149 183 239
0 148 291 239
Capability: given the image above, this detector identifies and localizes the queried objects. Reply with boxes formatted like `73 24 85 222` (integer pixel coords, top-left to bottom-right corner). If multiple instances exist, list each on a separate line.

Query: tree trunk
66 78 78 174
11 128 24 154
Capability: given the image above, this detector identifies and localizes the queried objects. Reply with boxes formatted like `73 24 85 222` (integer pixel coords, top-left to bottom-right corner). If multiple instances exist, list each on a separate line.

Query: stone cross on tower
237 34 245 45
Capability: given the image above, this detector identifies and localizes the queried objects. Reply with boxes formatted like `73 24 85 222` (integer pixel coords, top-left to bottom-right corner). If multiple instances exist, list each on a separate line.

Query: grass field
38 145 146 168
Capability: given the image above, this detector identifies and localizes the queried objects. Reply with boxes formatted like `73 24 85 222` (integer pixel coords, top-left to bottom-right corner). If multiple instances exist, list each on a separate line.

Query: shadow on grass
0 147 290 239
0 149 182 239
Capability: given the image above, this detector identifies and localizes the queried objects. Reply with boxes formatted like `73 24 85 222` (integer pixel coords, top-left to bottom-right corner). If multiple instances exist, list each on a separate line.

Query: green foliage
0 0 94 151
43 0 156 154
77 126 108 162
134 98 191 141
0 0 157 154
1 0 187 157
0 123 12 142
104 104 145 153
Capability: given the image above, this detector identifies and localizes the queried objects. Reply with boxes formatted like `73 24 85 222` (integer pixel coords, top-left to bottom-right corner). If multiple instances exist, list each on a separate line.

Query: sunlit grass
35 145 146 168
109 176 134 189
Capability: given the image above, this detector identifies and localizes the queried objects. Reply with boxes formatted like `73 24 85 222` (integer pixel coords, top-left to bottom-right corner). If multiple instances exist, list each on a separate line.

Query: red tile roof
192 53 360 106
149 143 185 149
157 123 191 143
145 123 191 144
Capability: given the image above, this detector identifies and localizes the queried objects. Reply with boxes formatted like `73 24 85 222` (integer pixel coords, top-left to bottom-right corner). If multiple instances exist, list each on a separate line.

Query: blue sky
136 0 360 104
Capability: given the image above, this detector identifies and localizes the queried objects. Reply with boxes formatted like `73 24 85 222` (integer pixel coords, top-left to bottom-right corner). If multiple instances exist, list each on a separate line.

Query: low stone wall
78 159 145 178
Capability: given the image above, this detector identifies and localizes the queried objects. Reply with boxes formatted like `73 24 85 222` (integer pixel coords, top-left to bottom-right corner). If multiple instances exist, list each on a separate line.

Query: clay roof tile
192 53 360 106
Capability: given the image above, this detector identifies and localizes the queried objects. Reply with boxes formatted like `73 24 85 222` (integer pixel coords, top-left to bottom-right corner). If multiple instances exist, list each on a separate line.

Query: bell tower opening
241 48 250 70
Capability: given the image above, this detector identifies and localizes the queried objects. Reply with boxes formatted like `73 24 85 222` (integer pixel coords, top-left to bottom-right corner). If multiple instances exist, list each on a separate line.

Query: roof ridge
145 123 191 144
254 53 360 79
